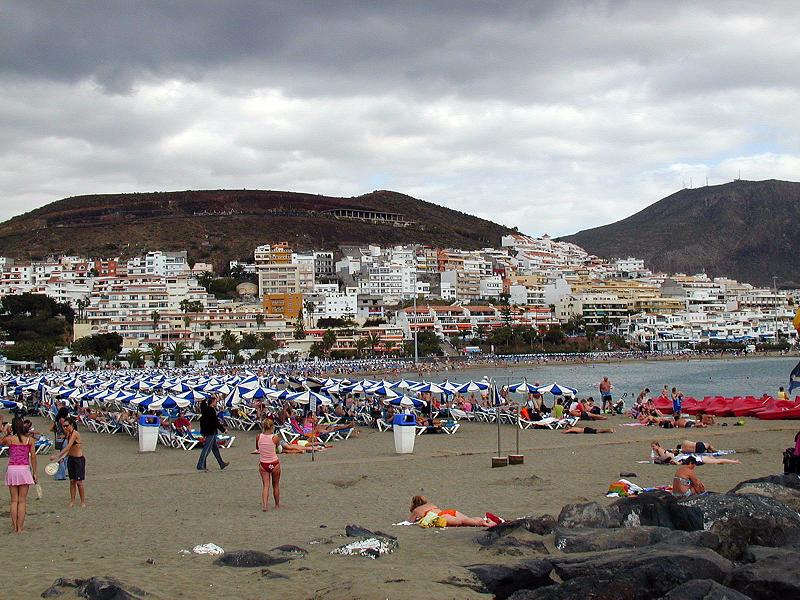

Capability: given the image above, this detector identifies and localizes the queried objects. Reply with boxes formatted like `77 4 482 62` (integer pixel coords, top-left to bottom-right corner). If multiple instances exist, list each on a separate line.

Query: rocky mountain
0 189 513 268
560 179 800 287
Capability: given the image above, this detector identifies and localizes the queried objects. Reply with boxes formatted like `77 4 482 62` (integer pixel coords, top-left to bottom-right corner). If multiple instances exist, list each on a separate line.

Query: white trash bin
392 413 417 454
138 415 159 452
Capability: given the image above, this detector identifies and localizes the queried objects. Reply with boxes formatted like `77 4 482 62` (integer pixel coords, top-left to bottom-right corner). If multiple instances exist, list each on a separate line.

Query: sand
7 413 799 599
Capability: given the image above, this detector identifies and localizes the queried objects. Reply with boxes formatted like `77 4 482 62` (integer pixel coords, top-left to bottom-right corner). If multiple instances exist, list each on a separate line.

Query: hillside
0 189 513 268
560 179 800 287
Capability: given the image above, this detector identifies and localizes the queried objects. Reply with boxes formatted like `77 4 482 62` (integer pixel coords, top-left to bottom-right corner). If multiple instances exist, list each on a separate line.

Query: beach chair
34 436 53 454
442 420 460 434
376 418 392 432
170 426 200 450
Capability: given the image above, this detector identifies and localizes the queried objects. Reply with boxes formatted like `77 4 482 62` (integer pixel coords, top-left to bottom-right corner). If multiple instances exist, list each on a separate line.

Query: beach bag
784 448 800 474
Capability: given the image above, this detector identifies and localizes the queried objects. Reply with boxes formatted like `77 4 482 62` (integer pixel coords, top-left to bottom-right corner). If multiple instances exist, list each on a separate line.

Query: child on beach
3 417 37 532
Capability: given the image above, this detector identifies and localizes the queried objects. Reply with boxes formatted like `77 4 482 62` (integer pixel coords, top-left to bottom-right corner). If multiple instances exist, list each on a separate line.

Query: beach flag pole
509 375 524 465
492 378 508 468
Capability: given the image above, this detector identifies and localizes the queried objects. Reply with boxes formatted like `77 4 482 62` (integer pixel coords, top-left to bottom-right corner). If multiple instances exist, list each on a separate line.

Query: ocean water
402 356 800 400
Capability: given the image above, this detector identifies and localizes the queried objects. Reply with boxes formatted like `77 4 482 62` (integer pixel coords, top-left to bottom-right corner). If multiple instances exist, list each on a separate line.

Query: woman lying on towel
650 442 740 465
408 495 498 527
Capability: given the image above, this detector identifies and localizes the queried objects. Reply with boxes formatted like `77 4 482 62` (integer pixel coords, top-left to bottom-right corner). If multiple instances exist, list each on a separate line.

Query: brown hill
559 179 800 287
0 189 513 268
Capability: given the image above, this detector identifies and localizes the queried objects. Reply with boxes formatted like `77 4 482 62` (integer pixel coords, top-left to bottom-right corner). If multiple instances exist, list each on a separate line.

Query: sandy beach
5 411 798 599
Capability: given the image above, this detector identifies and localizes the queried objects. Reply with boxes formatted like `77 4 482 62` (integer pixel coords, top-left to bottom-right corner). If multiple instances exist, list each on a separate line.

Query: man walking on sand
599 376 614 413
196 396 230 472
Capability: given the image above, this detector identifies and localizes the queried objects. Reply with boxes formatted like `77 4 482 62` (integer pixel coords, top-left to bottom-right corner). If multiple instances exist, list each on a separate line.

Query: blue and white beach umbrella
412 382 447 394
387 395 426 408
536 382 578 396
287 390 333 406
149 395 191 410
455 380 490 393
508 381 539 394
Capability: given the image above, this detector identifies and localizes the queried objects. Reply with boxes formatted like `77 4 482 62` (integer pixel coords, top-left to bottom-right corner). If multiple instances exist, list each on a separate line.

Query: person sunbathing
673 456 705 497
408 495 495 527
569 398 608 421
561 426 614 434
300 414 356 436
676 440 717 454
650 441 739 464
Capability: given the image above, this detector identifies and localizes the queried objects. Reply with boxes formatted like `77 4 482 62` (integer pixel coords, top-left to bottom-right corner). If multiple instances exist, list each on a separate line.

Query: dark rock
345 523 396 540
41 577 145 600
620 471 638 478
711 515 792 561
557 501 621 528
725 550 800 600
664 529 721 552
479 536 549 556
613 491 704 531
271 544 308 557
554 525 685 553
467 560 554 600
741 544 800 563
517 545 735 600
260 569 289 580
215 550 291 567
477 516 555 546
659 579 752 600
679 492 800 533
729 475 800 512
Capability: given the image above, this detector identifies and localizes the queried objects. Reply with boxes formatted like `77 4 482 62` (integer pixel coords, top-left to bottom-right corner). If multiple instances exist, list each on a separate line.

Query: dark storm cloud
1 1 800 234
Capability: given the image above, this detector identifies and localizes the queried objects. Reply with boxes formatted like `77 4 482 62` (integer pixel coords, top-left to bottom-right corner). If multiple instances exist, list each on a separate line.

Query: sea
401 356 800 401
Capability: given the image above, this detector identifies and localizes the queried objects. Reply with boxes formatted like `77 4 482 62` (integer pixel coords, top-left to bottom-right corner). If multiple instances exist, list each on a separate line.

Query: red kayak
732 396 772 417
757 403 800 420
652 396 672 414
701 396 736 417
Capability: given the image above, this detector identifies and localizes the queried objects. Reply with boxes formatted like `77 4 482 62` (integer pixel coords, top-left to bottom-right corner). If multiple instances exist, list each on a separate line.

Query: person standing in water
599 377 614 413
50 416 86 507
3 417 37 532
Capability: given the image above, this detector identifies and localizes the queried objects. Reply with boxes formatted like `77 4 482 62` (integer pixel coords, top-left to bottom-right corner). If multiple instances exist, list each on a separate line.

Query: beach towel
606 479 643 497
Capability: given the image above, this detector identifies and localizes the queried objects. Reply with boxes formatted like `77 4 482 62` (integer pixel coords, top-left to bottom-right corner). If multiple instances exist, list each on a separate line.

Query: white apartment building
479 275 503 299
509 284 547 307
126 251 190 278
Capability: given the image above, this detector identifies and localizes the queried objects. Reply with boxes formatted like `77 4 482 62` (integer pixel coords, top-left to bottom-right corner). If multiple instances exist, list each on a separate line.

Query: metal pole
413 295 419 366
495 378 501 456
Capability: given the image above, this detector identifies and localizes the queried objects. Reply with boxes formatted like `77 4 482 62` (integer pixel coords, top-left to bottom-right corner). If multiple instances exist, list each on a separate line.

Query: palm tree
149 344 164 368
169 341 188 367
75 297 90 321
212 349 227 364
367 331 382 357
355 338 368 358
303 300 316 327
151 311 161 342
191 350 204 364
255 313 264 330
200 336 216 350
125 348 144 369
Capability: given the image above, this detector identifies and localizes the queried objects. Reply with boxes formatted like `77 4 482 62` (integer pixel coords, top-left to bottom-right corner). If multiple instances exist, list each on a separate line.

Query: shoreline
334 350 800 379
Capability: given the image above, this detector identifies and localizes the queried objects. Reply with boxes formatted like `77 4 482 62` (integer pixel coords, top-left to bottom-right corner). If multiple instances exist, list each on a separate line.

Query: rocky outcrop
725 547 800 599
729 474 800 512
659 579 752 600
554 526 719 554
215 549 296 567
466 560 555 600
41 577 145 599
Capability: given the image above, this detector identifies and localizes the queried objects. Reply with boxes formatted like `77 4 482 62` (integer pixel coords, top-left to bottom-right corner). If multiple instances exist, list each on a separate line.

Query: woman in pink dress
3 417 37 533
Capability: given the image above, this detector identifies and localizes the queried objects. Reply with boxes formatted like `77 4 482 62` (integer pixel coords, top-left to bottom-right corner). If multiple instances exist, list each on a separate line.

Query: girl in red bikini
254 419 282 512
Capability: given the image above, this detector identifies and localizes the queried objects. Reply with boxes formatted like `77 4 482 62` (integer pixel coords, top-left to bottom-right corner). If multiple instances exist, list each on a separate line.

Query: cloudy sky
2 1 799 236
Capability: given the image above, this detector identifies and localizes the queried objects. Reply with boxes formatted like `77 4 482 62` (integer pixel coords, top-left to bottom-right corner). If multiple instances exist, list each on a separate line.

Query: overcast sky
1 1 799 236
